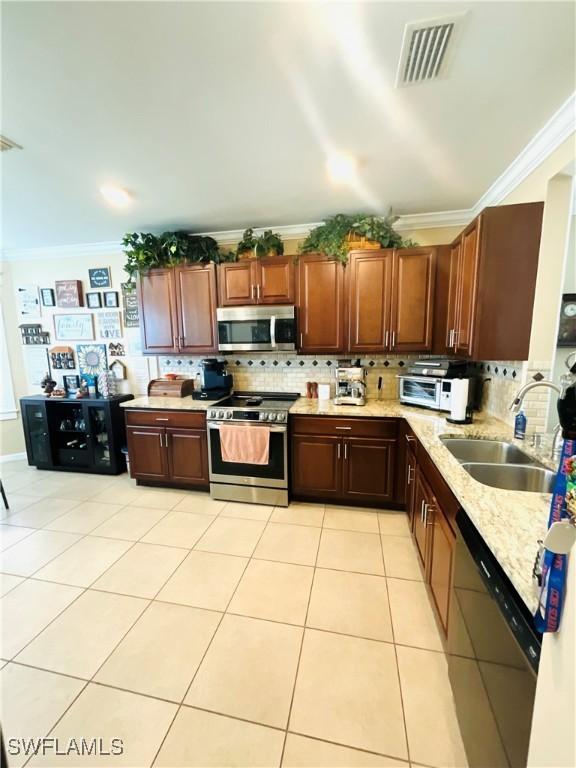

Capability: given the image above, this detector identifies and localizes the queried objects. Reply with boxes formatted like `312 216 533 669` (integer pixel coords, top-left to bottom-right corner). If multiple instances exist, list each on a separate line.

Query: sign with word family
54 313 94 341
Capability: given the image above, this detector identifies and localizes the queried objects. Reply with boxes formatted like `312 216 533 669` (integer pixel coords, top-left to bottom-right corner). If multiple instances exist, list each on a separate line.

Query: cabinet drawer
291 415 398 439
125 410 206 429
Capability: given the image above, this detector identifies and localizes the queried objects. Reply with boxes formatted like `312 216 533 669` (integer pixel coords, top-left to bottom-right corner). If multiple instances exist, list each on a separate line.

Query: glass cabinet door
23 403 51 465
85 405 111 468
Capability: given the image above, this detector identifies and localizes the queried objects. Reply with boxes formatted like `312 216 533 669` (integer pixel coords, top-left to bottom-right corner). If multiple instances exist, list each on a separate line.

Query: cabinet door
217 262 256 306
166 428 208 486
257 257 295 304
175 264 218 354
412 470 431 572
342 438 396 503
291 434 342 498
445 241 461 354
84 404 112 470
429 504 455 634
297 255 345 353
348 250 393 353
22 402 52 467
406 449 417 531
390 248 436 352
138 269 179 353
126 426 168 481
455 220 481 356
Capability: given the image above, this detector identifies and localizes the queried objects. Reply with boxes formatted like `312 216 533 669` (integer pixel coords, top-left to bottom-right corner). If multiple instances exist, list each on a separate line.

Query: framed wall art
54 313 94 341
16 285 41 319
55 280 84 308
63 374 81 395
86 292 102 309
98 311 122 339
88 267 111 289
558 293 576 347
77 344 108 377
121 282 139 327
103 291 119 308
41 288 56 307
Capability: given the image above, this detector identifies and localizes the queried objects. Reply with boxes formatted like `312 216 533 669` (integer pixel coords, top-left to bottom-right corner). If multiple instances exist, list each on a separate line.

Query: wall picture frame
63 374 81 395
77 344 107 377
103 291 119 308
121 282 139 328
98 311 122 339
16 285 41 319
55 280 84 308
88 267 111 289
54 313 94 341
41 288 56 307
558 293 576 347
86 292 102 309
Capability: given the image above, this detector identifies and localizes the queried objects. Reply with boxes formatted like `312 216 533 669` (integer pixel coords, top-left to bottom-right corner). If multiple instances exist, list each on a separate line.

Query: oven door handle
208 422 287 433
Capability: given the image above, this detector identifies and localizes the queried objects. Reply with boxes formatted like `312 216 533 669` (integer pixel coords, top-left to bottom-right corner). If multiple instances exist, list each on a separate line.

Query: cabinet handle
344 443 348 460
251 285 255 300
159 433 163 448
420 499 425 522
165 433 169 448
335 426 352 430
448 329 454 348
385 330 389 348
391 330 396 348
173 336 179 348
453 330 459 349
407 465 414 485
300 332 303 348
337 443 341 459
155 418 169 421
257 285 261 300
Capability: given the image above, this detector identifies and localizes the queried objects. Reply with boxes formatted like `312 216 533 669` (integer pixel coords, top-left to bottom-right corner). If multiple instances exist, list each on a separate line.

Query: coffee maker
192 359 233 400
334 361 367 406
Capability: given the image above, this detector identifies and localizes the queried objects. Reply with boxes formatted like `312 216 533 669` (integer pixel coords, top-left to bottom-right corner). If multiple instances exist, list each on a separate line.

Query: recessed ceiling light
99 184 132 208
327 152 358 185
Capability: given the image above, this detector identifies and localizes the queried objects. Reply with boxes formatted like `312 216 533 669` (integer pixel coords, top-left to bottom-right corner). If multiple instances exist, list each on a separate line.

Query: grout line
285 729 413 765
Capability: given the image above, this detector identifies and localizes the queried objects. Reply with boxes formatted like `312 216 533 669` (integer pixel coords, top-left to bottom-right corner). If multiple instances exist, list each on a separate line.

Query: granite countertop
120 395 223 412
290 397 554 613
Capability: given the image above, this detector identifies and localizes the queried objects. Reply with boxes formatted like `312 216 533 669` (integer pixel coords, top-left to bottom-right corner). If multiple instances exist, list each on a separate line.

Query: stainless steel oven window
399 377 441 408
207 422 288 489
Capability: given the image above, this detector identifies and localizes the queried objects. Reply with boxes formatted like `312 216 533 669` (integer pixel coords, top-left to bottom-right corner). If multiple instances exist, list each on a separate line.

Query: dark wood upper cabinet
137 268 180 354
218 257 294 306
443 202 544 360
297 254 346 353
348 249 393 353
390 247 437 353
175 264 218 354
138 265 218 355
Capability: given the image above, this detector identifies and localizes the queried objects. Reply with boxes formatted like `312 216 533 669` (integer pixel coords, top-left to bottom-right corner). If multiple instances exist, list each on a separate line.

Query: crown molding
2 93 574 258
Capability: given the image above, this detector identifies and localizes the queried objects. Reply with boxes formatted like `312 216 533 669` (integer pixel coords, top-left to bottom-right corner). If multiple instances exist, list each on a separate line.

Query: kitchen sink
439 437 535 465
460 462 555 493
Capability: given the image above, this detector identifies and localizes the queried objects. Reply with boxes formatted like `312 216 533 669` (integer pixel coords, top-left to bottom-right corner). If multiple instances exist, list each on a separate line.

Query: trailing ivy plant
236 228 284 258
300 213 416 264
122 231 227 278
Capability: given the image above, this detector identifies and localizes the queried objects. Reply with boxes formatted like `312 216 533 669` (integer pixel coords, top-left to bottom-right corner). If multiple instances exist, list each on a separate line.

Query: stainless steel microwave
217 305 296 352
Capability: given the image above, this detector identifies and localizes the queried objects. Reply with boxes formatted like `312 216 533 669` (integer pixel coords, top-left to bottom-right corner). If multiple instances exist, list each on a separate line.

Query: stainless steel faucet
509 380 563 459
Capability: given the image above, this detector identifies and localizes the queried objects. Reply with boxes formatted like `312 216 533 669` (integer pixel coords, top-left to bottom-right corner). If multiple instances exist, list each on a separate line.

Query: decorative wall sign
109 359 127 380
54 313 94 341
88 267 111 289
98 311 122 339
22 345 50 388
103 291 119 308
55 280 84 308
558 293 576 347
50 346 75 370
77 344 107 376
20 324 50 345
86 292 102 309
41 288 56 307
16 285 41 319
108 342 125 357
121 282 139 327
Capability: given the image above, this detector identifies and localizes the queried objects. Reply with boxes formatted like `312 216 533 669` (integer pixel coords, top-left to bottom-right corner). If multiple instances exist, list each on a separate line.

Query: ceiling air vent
396 14 464 87
0 135 22 152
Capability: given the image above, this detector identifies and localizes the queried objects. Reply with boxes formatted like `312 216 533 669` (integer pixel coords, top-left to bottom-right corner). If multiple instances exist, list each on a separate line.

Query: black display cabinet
20 394 133 474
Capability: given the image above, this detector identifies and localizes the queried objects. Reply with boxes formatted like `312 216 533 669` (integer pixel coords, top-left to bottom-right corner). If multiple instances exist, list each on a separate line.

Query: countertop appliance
334 362 367 406
398 358 479 413
147 377 195 398
207 391 299 506
217 305 296 352
406 358 469 377
192 358 233 400
448 510 540 768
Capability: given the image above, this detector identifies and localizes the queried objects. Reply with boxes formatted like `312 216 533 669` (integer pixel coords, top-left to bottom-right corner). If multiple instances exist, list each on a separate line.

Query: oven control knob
259 412 268 421
209 410 216 418
217 410 224 419
268 412 277 421
224 411 232 419
277 412 286 422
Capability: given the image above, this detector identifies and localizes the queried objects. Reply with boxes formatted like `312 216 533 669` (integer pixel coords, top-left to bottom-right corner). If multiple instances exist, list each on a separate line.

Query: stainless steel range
207 391 299 507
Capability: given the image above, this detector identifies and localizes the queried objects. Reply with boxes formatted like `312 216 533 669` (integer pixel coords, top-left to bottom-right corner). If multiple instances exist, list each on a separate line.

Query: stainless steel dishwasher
448 510 541 768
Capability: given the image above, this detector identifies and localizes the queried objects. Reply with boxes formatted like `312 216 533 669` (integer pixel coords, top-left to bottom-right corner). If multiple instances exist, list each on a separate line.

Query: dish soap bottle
514 410 527 440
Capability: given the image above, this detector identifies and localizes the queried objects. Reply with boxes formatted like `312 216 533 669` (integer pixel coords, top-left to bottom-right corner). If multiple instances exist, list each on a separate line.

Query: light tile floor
0 461 466 767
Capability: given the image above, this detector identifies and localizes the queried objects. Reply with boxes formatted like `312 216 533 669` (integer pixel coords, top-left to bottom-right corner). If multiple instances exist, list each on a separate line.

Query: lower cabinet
428 501 456 633
291 416 398 505
125 410 208 488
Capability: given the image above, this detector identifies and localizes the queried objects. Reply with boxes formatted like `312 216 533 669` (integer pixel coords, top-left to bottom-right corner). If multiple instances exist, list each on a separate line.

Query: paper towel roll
450 379 469 422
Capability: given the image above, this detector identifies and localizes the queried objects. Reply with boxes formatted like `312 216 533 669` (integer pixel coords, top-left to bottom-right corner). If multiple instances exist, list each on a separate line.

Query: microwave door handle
270 315 276 348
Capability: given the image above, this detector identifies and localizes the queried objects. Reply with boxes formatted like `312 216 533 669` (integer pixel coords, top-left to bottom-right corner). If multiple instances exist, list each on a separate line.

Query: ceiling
2 1 575 250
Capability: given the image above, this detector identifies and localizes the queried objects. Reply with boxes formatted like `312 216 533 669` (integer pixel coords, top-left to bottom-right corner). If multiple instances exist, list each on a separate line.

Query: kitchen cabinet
443 202 544 360
347 247 436 354
125 410 208 488
291 416 398 504
428 498 456 633
21 395 132 475
297 254 346 353
138 264 218 354
412 467 432 571
218 256 294 306
403 426 418 527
